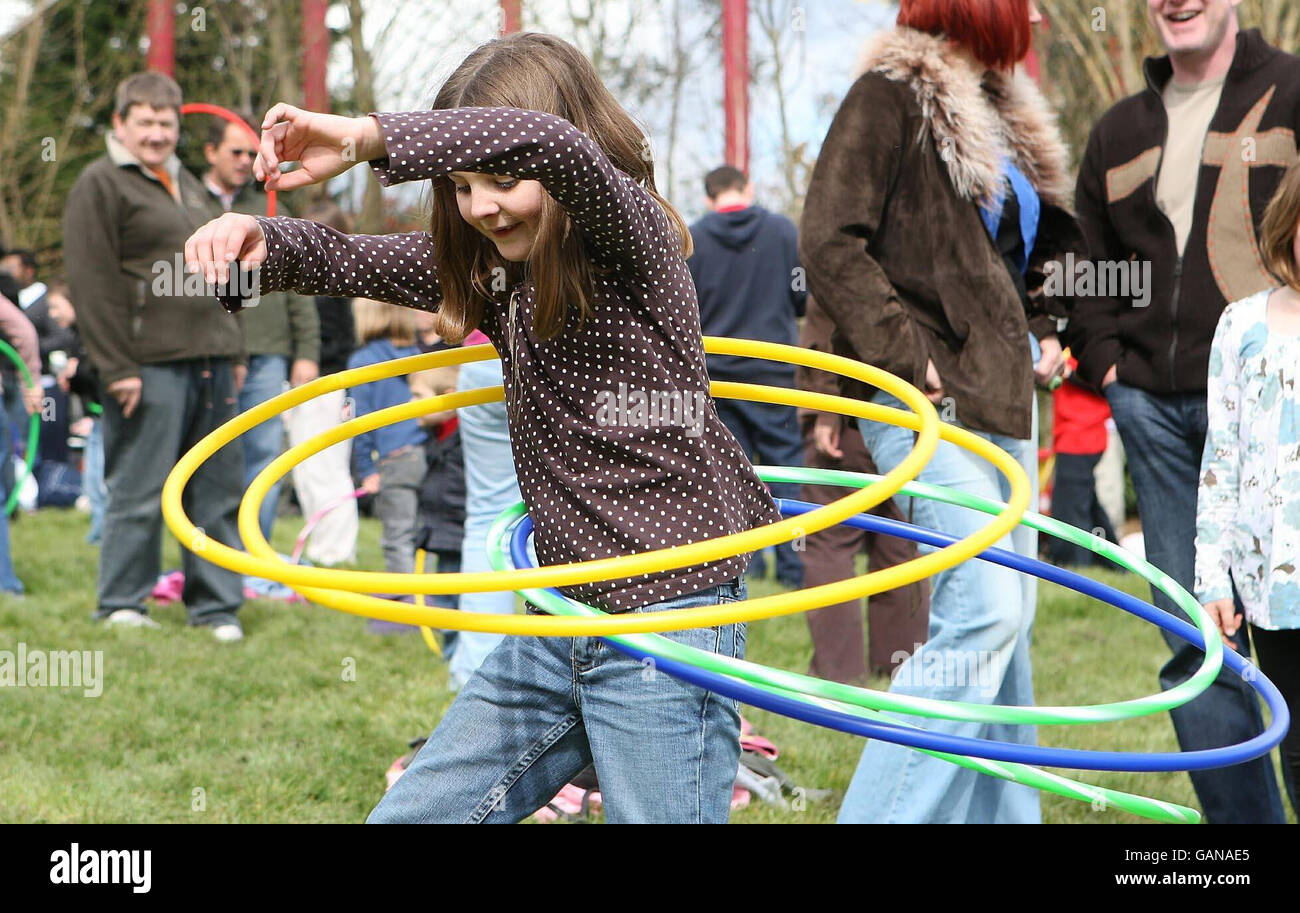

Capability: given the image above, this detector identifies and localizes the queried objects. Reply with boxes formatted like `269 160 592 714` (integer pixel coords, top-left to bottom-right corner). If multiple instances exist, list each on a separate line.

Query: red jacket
1052 359 1111 455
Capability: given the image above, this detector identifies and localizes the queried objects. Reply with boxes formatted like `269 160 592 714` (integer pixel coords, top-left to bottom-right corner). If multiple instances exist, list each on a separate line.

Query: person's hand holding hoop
1034 334 1067 389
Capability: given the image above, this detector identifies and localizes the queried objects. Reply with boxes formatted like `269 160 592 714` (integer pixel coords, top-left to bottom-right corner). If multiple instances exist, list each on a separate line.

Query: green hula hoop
0 339 40 517
490 468 1221 726
482 468 1222 824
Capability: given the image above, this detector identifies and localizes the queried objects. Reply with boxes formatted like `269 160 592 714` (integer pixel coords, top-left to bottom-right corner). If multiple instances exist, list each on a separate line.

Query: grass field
0 506 1289 824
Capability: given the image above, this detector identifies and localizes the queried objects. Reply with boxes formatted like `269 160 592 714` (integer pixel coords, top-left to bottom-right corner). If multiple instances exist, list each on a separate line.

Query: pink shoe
532 783 603 823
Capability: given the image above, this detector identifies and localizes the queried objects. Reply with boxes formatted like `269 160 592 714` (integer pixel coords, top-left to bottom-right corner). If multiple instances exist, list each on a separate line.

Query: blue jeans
838 391 1040 823
1105 380 1284 824
446 358 523 690
714 398 805 586
238 354 289 545
85 418 107 544
369 578 747 823
0 403 24 594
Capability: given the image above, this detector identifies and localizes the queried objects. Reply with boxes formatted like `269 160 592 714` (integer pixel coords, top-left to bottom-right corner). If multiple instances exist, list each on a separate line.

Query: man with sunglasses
203 116 319 555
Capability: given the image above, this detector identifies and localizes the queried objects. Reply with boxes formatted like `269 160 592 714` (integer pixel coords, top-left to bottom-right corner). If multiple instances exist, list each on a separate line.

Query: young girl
347 298 427 633
184 32 778 822
1195 161 1300 815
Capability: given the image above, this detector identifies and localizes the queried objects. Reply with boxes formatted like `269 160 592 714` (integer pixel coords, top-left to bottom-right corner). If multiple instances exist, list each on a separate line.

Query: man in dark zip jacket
1069 5 1299 823
62 72 246 641
688 166 807 588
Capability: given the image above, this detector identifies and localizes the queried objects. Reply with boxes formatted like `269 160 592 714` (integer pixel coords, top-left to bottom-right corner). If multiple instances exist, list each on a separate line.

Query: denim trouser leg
1105 381 1284 824
1048 452 1114 567
238 354 289 545
38 386 71 466
582 586 746 823
85 418 107 544
4 380 25 489
715 398 805 585
447 359 521 690
370 628 592 822
0 498 20 594
0 404 24 594
968 406 1040 824
368 579 746 823
837 393 1040 823
98 361 244 626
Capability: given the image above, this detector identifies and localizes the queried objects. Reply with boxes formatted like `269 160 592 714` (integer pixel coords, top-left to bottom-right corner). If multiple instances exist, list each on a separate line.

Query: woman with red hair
801 0 1086 822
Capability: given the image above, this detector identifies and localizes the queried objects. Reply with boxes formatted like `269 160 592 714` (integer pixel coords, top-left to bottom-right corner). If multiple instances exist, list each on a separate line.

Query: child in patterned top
184 32 780 822
1195 160 1300 813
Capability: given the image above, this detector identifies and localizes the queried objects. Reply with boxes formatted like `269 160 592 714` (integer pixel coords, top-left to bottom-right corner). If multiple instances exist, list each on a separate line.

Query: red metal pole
302 0 330 112
145 0 174 75
500 0 523 35
722 0 749 174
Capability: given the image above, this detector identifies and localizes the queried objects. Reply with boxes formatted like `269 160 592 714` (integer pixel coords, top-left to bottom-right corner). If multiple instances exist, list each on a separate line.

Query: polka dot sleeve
253 216 443 313
234 108 782 613
366 108 672 278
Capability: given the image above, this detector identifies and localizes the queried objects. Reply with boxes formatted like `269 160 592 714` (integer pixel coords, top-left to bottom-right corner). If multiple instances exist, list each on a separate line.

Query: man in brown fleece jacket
62 72 246 641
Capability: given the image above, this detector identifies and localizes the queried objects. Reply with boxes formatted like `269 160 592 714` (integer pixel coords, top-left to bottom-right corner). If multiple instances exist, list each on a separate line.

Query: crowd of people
2 0 1296 823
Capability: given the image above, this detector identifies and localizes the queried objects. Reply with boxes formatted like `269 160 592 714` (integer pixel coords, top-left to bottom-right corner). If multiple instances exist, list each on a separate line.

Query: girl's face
450 171 544 262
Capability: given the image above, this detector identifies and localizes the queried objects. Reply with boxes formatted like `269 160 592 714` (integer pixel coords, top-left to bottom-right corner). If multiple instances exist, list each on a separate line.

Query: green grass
0 507 1289 823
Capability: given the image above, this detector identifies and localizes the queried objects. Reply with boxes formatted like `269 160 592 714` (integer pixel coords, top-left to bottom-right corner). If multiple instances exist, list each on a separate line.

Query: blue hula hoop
506 501 1289 773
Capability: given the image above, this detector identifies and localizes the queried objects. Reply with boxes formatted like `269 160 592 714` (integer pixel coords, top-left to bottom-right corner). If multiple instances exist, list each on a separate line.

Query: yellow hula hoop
162 339 1028 635
413 548 444 656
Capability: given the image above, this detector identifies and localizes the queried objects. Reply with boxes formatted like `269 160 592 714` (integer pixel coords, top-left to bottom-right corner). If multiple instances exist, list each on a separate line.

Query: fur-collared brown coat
800 27 1088 440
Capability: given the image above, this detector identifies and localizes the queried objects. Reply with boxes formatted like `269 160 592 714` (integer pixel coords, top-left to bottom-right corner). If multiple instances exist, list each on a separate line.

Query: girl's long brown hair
428 32 691 341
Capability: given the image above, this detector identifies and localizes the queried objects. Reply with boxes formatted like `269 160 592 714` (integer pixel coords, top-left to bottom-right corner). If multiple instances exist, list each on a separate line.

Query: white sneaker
105 609 161 629
212 624 244 643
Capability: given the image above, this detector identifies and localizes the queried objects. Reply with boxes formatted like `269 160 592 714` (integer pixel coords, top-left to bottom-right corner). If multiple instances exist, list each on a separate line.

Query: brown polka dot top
255 107 781 611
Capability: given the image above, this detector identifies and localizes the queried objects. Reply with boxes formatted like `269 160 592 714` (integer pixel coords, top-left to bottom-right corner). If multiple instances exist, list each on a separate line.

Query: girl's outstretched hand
255 104 384 192
185 213 267 286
